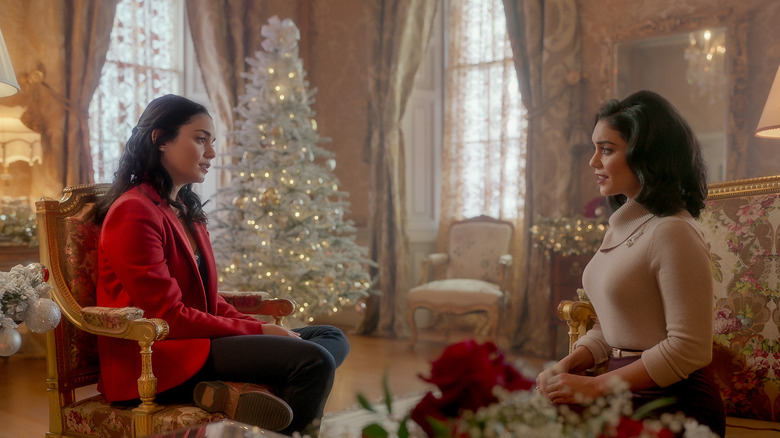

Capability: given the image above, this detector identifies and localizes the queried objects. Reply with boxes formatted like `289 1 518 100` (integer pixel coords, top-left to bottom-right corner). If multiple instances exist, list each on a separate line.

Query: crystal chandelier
684 29 726 102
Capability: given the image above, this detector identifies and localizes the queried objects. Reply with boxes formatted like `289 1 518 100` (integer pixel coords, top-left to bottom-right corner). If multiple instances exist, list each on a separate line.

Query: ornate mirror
595 6 749 181
615 28 727 182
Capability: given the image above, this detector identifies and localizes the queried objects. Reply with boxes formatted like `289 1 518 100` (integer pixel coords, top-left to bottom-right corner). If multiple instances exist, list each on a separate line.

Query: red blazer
97 183 266 401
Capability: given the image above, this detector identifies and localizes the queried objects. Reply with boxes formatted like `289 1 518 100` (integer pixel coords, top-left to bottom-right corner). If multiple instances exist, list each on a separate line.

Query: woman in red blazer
95 95 349 436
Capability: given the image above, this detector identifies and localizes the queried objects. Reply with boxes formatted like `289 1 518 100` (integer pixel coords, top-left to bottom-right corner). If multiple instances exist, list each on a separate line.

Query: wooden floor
0 331 548 438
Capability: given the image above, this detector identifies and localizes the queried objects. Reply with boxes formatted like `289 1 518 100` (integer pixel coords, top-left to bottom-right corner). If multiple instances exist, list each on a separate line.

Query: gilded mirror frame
595 6 749 180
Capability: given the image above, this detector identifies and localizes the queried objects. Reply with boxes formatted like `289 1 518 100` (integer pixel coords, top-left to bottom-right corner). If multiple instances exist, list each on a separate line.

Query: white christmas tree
211 16 374 323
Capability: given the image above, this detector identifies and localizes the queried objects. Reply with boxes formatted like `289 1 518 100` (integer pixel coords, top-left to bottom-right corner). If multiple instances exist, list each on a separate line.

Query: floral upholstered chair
407 215 513 346
36 184 296 438
559 175 780 437
700 176 780 434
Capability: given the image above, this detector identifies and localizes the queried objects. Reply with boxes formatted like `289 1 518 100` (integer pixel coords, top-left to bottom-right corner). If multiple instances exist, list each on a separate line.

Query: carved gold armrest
81 306 168 341
219 291 296 325
418 253 449 285
81 306 168 413
557 298 596 354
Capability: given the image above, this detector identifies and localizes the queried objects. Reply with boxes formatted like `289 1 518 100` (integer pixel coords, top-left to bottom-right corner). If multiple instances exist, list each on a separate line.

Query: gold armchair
407 215 514 346
36 184 295 438
557 289 596 353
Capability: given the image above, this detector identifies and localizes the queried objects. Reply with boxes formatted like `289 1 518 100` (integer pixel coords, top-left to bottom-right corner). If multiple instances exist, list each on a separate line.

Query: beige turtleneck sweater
573 198 714 387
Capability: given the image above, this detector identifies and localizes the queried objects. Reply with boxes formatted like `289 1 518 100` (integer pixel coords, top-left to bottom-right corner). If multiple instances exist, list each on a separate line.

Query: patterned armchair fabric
36 184 294 438
444 219 514 283
407 216 513 346
698 179 780 423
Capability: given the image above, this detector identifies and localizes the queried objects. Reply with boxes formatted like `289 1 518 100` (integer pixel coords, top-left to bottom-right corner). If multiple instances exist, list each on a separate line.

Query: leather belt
612 348 643 358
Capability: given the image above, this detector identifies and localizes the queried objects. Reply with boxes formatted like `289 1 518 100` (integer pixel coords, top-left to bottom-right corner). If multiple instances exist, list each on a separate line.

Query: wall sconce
0 28 20 98
756 64 780 139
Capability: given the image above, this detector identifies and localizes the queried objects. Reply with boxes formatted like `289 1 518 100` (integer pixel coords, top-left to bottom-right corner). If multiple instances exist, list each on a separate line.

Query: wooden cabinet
0 245 40 271
549 253 593 358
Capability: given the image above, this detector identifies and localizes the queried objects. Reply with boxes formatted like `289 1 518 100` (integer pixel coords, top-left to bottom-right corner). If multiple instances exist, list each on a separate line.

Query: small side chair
406 215 513 346
36 184 296 438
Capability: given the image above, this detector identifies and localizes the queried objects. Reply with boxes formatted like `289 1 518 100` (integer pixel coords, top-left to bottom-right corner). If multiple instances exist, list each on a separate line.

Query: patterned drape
0 0 117 199
355 0 438 336
503 0 584 356
437 0 527 338
185 1 278 155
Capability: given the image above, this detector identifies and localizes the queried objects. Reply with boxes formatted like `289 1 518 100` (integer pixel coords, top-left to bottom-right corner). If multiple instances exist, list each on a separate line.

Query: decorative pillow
698 193 780 422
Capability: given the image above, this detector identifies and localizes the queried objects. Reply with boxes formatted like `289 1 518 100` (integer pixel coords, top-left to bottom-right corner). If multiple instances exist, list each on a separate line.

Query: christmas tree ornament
24 298 61 333
0 263 61 355
0 326 22 356
233 196 248 210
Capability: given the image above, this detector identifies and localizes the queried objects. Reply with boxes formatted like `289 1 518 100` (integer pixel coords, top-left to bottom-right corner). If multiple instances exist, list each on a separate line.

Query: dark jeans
609 356 726 437
160 325 349 436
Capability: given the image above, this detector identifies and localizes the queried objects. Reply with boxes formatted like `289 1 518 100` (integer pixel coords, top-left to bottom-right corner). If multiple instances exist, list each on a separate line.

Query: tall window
89 0 183 182
443 0 526 220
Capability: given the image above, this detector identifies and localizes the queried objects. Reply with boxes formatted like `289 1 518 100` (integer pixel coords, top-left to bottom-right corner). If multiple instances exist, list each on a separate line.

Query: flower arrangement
359 340 717 438
529 216 608 256
0 263 61 356
0 197 38 246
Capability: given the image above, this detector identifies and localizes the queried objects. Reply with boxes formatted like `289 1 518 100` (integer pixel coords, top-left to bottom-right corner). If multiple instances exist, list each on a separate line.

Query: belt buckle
612 348 641 358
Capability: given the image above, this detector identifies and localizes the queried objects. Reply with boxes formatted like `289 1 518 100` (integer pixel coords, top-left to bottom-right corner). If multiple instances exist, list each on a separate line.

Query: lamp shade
0 28 19 98
0 106 42 169
756 64 780 138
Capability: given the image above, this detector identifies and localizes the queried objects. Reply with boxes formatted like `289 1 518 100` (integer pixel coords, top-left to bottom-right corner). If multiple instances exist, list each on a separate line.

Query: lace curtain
439 0 527 333
89 0 181 183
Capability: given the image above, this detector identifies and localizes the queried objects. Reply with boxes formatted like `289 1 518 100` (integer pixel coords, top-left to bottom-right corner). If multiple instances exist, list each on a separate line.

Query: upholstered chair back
698 178 780 423
37 184 108 403
445 218 513 283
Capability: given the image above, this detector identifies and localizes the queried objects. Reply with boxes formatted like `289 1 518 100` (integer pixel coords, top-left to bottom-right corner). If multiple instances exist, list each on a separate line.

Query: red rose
410 340 533 437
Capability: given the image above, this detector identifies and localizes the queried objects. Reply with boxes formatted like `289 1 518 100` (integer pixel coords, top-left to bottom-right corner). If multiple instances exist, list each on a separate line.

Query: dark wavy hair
96 94 211 224
594 90 708 218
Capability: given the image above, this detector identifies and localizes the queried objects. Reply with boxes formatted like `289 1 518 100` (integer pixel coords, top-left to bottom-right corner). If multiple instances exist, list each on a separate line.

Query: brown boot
193 381 293 431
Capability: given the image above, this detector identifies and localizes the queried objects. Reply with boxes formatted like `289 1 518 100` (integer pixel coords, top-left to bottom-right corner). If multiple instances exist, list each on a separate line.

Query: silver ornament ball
24 298 61 333
0 326 22 356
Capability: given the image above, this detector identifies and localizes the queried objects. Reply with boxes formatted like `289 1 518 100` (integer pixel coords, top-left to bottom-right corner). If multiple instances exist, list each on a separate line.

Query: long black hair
96 94 211 224
594 90 708 218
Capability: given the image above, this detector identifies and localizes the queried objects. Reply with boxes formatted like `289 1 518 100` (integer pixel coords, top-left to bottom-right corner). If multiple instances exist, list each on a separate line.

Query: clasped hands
535 365 606 405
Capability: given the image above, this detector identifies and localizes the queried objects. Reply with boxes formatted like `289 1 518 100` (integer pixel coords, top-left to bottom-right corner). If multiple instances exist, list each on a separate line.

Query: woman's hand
535 346 603 404
261 324 302 338
535 364 563 395
541 372 606 404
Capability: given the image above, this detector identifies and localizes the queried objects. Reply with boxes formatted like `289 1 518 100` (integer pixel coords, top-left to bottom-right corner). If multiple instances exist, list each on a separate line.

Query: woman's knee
298 325 350 366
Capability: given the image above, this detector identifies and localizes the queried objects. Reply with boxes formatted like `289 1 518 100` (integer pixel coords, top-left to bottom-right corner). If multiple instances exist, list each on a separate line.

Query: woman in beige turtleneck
536 90 725 436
